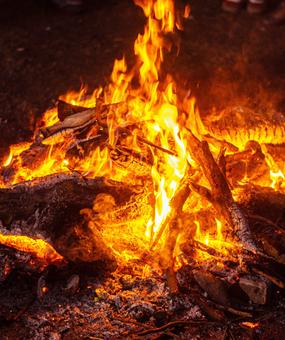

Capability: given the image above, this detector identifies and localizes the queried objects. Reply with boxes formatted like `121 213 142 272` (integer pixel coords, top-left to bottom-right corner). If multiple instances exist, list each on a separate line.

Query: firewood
191 293 226 321
239 185 285 229
0 173 138 223
1 143 50 184
41 108 97 139
150 173 191 293
151 178 191 250
0 244 59 281
225 147 269 187
255 225 285 265
57 100 90 121
184 240 237 262
251 266 285 289
57 99 127 129
53 219 117 273
0 174 140 274
186 129 259 255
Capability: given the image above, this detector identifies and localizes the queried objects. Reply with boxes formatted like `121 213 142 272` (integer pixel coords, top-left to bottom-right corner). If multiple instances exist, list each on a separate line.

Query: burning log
40 108 97 139
186 129 259 254
57 99 90 121
0 173 141 277
0 243 62 284
151 174 191 293
239 185 285 228
0 173 137 223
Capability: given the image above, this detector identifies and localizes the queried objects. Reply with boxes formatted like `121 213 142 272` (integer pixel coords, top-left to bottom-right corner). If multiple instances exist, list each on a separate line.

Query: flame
0 234 63 264
2 0 282 270
270 169 285 190
194 218 236 260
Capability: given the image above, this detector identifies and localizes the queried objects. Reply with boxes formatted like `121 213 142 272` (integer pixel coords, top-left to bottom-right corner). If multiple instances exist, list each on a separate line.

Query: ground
0 0 285 338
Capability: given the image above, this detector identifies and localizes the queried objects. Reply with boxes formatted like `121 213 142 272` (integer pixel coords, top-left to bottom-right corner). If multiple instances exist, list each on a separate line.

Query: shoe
222 0 245 13
50 0 83 12
247 0 266 14
264 1 285 25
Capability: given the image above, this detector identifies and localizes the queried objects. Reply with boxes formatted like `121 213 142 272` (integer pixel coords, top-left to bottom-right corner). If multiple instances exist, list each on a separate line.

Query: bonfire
1 0 285 338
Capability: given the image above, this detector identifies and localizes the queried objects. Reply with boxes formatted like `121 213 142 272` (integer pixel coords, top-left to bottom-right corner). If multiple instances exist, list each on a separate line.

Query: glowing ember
0 234 63 264
240 321 260 329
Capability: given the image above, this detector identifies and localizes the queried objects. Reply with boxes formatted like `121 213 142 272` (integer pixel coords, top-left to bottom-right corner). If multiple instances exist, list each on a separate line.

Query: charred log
0 174 141 276
57 100 90 121
187 129 259 254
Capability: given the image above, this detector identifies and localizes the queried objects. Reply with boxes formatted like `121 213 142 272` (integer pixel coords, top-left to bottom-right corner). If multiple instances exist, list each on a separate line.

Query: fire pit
1 0 285 338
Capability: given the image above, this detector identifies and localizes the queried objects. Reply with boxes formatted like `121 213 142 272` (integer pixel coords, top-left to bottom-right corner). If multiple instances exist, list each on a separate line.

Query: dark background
0 0 284 151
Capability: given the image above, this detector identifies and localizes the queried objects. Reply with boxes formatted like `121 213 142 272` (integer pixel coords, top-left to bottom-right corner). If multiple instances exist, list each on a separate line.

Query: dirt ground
0 0 285 339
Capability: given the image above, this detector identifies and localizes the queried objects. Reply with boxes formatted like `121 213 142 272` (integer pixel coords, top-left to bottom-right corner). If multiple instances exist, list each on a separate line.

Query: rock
239 275 270 305
65 274 80 294
193 269 230 306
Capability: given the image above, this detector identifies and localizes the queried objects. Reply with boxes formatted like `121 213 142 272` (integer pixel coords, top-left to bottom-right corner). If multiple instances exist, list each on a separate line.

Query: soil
0 0 285 338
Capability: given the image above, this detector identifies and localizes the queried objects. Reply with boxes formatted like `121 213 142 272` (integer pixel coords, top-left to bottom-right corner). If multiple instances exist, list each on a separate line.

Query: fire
270 169 285 190
1 0 284 271
194 218 235 259
0 234 63 264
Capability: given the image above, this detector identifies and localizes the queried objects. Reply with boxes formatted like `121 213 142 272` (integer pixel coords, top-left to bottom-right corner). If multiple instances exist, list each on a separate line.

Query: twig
251 267 285 289
186 128 260 255
150 178 191 250
137 136 178 157
135 319 218 336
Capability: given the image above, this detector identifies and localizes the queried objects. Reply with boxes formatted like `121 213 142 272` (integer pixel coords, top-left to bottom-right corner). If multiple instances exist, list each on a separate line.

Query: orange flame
2 0 278 268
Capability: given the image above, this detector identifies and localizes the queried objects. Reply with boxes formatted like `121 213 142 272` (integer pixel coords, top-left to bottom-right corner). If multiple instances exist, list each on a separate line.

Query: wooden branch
152 176 191 293
186 129 259 254
41 108 97 139
151 178 191 250
251 266 285 289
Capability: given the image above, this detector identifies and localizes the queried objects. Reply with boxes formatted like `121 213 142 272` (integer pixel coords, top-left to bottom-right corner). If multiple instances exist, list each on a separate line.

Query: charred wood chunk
239 185 285 228
57 99 90 121
0 244 53 282
1 143 50 184
0 174 140 274
54 219 117 274
0 173 139 228
64 274 80 294
239 275 270 305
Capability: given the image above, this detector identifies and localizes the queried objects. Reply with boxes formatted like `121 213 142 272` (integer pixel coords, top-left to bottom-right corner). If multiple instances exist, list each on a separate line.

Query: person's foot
264 1 285 25
222 0 246 13
247 0 266 14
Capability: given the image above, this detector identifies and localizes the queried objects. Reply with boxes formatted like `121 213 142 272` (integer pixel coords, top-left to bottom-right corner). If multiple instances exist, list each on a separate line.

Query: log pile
0 100 285 322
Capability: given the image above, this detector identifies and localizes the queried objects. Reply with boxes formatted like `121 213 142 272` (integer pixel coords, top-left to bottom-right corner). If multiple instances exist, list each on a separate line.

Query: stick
251 267 285 289
136 319 218 337
150 179 191 250
186 129 259 254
